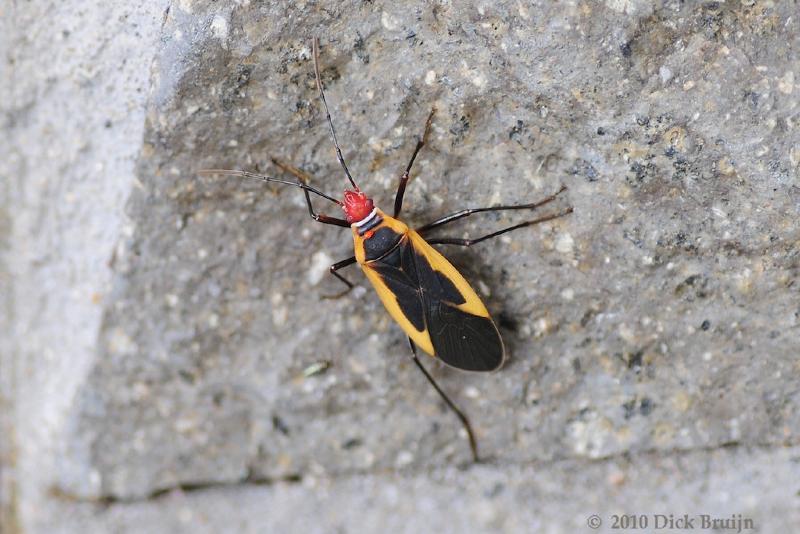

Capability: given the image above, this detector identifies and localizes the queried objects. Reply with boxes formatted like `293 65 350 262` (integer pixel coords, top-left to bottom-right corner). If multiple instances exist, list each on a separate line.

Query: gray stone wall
3 1 799 532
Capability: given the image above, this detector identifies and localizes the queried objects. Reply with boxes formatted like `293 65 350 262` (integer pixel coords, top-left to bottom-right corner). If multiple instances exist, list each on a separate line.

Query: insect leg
393 108 436 218
303 190 350 227
406 337 480 463
416 185 568 235
321 256 357 300
271 157 350 228
425 207 573 247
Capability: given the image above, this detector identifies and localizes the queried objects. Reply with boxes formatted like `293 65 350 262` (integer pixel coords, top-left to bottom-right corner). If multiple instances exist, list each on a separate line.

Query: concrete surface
3 0 799 532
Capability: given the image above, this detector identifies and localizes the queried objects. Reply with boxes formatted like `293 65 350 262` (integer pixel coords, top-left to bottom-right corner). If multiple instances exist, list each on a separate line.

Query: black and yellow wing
355 212 505 372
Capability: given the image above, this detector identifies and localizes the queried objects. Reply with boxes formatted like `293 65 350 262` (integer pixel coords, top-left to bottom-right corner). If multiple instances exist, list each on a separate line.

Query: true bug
201 38 572 462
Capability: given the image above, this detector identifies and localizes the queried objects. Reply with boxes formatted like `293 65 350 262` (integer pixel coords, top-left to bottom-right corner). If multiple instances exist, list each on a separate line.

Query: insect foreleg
321 256 357 300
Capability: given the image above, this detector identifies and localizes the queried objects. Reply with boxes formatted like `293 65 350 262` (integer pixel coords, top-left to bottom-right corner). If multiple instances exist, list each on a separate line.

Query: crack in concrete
59 438 800 505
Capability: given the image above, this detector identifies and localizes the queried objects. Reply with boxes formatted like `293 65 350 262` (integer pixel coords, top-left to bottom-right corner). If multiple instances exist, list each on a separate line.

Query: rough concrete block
4 0 799 532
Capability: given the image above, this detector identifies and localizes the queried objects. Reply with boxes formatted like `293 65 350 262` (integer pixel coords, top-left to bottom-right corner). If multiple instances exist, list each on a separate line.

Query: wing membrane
426 300 504 371
365 232 505 372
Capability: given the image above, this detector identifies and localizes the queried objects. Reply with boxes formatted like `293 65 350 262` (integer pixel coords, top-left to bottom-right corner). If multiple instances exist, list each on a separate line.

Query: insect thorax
353 208 382 235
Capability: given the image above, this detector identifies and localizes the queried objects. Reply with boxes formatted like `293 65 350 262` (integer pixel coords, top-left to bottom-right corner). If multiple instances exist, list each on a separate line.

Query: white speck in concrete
178 0 194 13
88 470 101 493
727 418 741 440
777 71 794 94
308 251 334 286
477 279 491 296
395 450 414 467
425 70 436 85
271 292 287 326
567 414 610 458
518 1 531 19
108 328 137 356
132 382 150 400
618 323 636 343
555 232 574 254
175 416 195 433
659 65 673 84
789 145 800 166
535 317 549 336
605 0 645 14
210 15 229 49
711 204 728 219
471 71 487 88
272 306 288 327
381 11 401 31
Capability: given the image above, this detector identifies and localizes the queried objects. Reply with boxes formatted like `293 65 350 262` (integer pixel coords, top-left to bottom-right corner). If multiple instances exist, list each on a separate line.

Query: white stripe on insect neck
352 208 379 228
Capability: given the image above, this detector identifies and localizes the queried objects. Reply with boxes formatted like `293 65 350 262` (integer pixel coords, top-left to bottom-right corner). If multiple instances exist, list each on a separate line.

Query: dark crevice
51 471 304 506
55 439 799 505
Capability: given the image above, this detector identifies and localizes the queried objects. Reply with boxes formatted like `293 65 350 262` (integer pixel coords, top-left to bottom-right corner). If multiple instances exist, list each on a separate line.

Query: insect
201 38 572 462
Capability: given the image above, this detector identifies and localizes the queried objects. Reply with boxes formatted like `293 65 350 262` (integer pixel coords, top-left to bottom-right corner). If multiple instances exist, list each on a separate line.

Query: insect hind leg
406 337 480 463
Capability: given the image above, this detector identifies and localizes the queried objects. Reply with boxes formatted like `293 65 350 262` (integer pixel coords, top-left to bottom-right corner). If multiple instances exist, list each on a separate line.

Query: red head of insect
342 189 374 224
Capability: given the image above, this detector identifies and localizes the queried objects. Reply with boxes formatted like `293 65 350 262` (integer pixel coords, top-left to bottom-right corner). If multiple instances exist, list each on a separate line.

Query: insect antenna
312 37 359 190
198 169 344 206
